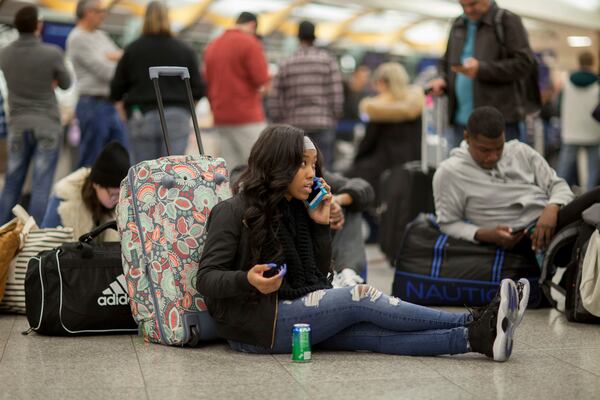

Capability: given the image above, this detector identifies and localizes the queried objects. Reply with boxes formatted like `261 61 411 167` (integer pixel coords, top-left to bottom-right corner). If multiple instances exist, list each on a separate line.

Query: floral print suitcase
116 155 230 345
116 66 232 346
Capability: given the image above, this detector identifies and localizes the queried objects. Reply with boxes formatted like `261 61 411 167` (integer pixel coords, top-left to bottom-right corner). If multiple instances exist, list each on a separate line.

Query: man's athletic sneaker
468 279 519 362
471 278 530 329
515 278 530 327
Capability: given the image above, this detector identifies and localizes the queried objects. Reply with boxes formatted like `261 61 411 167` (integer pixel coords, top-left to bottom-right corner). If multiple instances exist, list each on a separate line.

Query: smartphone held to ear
306 177 327 209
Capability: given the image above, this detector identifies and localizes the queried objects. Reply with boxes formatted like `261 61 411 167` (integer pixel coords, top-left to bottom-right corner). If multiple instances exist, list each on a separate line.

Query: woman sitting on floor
197 124 530 362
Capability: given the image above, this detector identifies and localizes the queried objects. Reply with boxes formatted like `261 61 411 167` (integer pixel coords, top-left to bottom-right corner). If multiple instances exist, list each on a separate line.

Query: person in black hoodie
197 124 528 362
110 0 204 163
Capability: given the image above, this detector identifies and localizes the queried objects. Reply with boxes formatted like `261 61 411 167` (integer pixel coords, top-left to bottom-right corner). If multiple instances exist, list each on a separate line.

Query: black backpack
494 8 542 115
540 206 600 324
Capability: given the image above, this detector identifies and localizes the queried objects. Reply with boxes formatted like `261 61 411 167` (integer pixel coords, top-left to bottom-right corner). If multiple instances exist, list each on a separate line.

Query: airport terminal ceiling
0 0 597 70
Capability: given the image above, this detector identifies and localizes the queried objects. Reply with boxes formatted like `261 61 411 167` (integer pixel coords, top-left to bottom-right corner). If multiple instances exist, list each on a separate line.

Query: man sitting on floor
433 106 600 253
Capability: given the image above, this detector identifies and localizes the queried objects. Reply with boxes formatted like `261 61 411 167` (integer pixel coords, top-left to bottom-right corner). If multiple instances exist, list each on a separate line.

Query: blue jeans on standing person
0 129 60 224
76 96 128 168
306 129 336 170
229 286 470 356
127 107 190 163
557 144 600 191
450 122 524 149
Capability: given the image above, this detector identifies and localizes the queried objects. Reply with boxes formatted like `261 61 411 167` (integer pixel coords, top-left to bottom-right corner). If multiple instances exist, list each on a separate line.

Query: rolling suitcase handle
149 66 204 155
420 93 447 173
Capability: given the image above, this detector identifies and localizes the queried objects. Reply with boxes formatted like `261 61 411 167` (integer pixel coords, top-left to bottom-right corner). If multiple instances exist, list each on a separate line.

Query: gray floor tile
515 308 600 349
134 338 242 364
545 348 600 376
0 358 146 389
451 369 600 400
0 387 148 400
273 351 440 384
139 347 294 387
0 314 15 330
303 377 476 400
419 351 587 380
2 319 144 389
3 330 138 364
146 382 310 400
0 314 15 360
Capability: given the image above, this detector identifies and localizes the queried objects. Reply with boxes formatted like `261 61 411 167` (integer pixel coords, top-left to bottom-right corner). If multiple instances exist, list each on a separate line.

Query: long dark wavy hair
238 124 321 265
81 175 114 224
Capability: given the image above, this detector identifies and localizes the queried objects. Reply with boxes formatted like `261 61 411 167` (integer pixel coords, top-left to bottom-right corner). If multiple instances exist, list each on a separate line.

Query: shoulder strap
540 222 581 283
582 204 600 229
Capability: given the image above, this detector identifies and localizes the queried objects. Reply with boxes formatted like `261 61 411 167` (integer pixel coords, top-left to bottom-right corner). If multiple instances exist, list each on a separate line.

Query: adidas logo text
97 274 129 307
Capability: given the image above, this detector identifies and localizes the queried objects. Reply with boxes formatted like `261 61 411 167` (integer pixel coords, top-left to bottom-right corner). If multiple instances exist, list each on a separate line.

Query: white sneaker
468 279 518 362
332 268 364 288
515 278 530 328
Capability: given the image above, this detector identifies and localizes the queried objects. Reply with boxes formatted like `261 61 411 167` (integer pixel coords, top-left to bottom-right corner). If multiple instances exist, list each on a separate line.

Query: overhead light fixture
567 36 592 47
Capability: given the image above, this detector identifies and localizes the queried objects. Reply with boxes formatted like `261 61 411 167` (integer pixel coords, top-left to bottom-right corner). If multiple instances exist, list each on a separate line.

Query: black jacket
110 35 204 115
438 3 535 123
323 170 374 213
349 118 421 204
196 195 332 348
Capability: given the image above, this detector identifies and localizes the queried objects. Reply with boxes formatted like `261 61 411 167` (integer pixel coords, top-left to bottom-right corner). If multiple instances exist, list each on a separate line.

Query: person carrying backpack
428 0 539 149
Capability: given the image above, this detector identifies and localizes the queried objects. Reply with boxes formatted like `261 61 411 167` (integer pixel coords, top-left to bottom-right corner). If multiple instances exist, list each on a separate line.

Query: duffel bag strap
582 204 600 230
540 221 581 285
78 221 118 243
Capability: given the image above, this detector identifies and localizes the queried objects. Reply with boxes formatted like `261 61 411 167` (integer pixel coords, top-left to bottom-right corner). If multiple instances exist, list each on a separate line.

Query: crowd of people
0 0 599 363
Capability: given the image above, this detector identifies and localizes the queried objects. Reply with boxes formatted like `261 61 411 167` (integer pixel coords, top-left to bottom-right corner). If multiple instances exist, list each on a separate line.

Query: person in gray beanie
41 141 130 241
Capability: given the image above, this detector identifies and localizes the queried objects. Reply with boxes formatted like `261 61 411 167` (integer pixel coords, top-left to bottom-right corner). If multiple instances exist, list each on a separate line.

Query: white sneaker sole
492 279 518 362
515 278 530 328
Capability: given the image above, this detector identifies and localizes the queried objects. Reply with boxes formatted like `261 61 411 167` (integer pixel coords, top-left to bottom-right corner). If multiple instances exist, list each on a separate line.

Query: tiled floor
2 245 600 400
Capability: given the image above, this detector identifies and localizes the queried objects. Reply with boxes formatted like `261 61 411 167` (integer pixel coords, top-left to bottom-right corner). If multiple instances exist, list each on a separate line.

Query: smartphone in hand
511 220 537 235
306 178 327 209
264 263 287 278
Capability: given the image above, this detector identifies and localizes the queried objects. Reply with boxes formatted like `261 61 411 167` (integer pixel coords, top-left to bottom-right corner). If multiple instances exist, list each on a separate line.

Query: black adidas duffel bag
24 221 138 336
393 214 542 307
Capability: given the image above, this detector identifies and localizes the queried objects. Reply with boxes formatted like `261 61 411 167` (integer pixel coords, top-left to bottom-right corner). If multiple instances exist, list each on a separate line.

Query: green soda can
291 323 312 362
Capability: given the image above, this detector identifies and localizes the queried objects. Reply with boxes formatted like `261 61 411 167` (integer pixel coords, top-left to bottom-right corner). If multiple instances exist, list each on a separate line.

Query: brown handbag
0 219 23 302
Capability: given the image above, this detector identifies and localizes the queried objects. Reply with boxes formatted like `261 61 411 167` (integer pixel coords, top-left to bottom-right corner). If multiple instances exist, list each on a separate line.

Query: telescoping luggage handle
420 93 447 173
148 66 204 156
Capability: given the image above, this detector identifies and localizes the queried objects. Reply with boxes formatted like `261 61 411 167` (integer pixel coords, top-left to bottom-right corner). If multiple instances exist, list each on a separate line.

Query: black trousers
556 187 600 230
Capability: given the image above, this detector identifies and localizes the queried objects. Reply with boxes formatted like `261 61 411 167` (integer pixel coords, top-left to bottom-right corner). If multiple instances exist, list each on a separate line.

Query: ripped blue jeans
229 285 470 356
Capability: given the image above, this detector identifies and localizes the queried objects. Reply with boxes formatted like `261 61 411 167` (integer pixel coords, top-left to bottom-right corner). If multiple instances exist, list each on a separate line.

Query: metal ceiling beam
257 0 310 37
172 0 214 33
39 0 77 15
319 8 375 43
320 0 600 30
386 16 428 48
110 0 144 16
106 0 123 12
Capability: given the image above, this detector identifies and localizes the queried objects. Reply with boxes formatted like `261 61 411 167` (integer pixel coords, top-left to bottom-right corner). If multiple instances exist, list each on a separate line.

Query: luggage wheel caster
188 326 200 347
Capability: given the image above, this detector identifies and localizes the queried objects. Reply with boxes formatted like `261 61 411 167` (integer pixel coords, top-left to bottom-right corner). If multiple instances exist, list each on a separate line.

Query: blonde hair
142 1 171 36
372 62 409 100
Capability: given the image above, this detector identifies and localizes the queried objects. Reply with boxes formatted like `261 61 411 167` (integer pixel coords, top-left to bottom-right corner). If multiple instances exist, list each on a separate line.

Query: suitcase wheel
188 325 200 347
